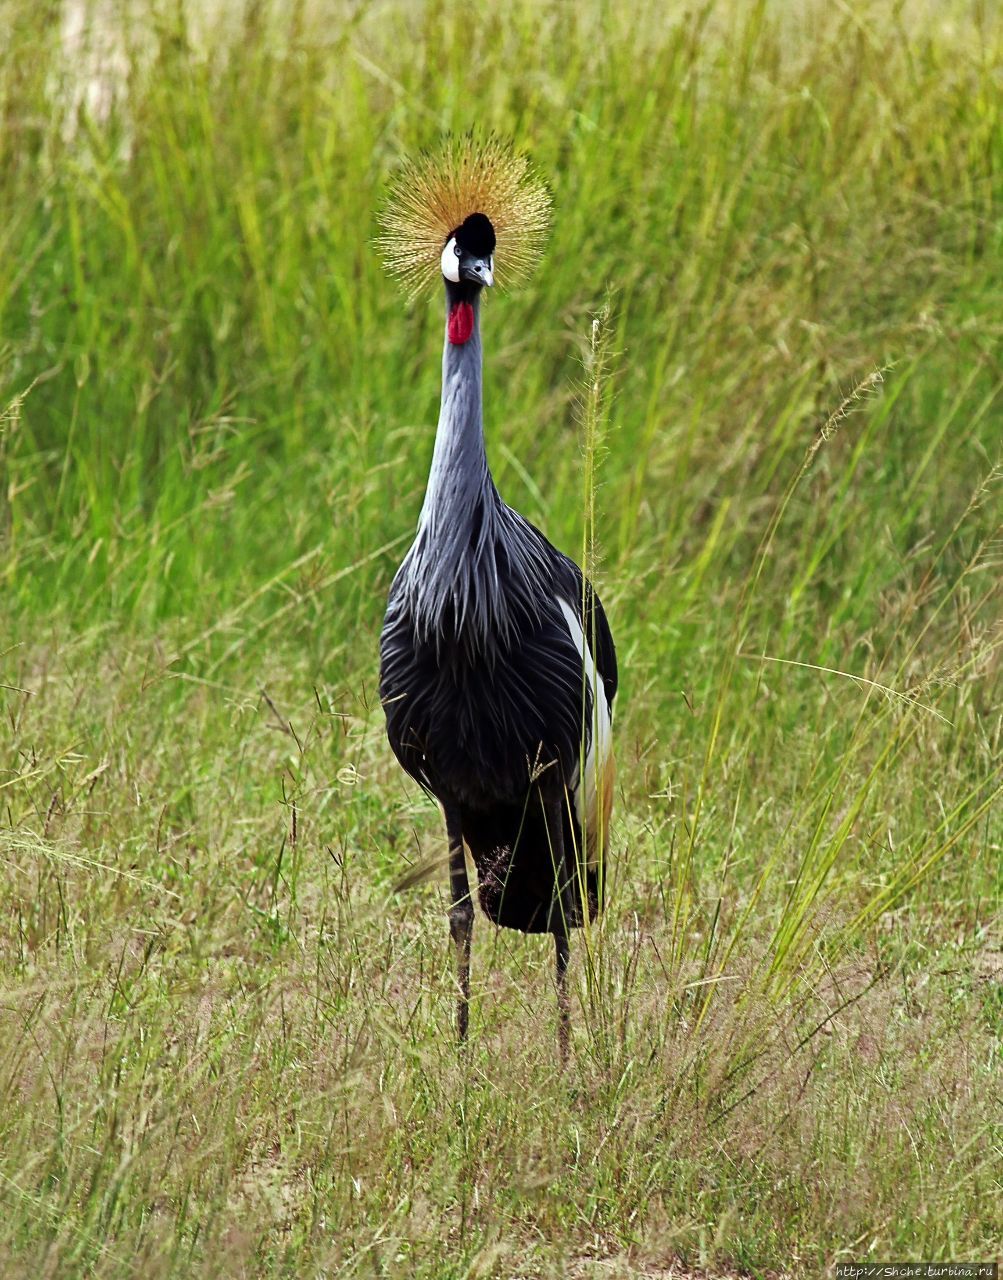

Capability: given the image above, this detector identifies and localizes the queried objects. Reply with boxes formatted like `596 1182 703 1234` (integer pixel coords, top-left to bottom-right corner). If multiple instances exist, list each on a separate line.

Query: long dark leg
545 789 574 1063
444 806 473 1043
554 928 571 1064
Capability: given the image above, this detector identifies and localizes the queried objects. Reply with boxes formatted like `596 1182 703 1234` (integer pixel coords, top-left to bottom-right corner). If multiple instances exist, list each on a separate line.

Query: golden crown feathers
377 136 552 300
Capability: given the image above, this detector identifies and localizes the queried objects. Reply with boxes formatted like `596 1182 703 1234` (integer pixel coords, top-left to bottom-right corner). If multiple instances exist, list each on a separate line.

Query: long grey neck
399 286 553 649
416 291 492 536
400 289 499 642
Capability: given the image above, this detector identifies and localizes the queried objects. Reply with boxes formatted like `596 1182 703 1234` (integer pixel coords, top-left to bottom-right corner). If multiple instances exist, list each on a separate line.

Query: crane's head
377 135 551 303
440 212 495 290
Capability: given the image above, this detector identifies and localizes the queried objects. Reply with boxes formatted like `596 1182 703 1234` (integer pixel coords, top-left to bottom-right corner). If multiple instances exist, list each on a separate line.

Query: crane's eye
454 243 461 257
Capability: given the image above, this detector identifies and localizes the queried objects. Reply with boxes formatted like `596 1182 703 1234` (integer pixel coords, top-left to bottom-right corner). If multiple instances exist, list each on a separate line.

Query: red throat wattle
448 301 475 346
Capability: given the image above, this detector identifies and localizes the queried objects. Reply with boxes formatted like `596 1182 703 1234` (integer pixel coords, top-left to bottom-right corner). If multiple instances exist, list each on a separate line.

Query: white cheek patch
440 237 460 283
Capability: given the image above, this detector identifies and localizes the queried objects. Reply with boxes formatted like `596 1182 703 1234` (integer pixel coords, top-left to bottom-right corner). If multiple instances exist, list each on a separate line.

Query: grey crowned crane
377 139 617 1058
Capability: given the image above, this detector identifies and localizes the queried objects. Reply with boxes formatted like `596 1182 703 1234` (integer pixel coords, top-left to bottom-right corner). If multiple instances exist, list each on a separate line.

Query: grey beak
459 256 494 287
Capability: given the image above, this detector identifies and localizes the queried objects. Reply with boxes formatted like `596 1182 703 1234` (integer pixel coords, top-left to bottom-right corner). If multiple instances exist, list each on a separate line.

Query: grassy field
1 0 1001 1275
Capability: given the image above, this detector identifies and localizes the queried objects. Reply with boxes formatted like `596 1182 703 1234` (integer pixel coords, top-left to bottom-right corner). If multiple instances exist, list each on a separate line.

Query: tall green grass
1 0 1000 1275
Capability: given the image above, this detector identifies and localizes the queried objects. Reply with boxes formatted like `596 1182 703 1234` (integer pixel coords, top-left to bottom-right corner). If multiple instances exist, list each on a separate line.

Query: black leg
545 788 574 1063
554 928 571 1064
444 806 473 1044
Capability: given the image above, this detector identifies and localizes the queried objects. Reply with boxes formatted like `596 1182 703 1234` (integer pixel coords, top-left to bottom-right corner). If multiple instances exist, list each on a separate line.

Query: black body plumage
380 285 617 935
381 503 616 931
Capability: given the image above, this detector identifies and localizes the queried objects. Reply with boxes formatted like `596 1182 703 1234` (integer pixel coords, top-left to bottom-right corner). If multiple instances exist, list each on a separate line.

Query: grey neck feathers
416 293 491 539
400 290 554 650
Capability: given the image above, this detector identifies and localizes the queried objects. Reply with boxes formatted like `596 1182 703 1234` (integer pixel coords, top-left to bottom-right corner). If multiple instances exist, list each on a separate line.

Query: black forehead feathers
450 212 496 258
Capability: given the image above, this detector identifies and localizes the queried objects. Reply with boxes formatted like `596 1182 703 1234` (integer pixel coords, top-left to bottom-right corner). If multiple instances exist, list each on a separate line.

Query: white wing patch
558 597 613 861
